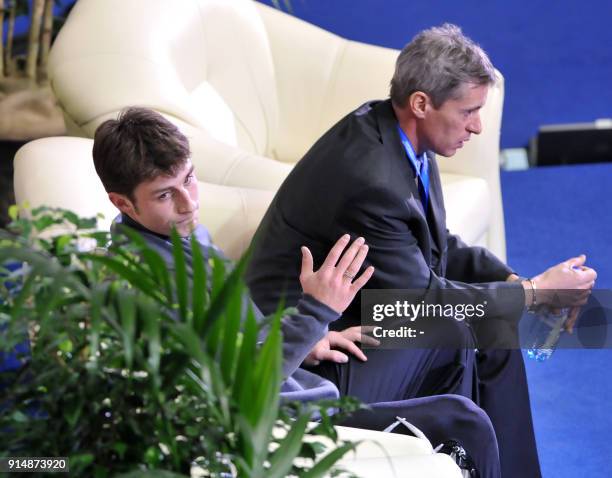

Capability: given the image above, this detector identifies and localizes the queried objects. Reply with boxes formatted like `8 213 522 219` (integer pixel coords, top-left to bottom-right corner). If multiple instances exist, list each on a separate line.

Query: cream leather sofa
13 136 463 478
47 0 507 261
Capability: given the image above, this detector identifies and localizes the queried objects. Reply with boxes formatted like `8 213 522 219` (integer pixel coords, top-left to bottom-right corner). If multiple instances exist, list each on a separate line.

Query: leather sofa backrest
50 0 280 156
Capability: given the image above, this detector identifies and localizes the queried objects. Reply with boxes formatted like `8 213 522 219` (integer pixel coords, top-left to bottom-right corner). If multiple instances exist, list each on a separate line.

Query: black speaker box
531 121 612 166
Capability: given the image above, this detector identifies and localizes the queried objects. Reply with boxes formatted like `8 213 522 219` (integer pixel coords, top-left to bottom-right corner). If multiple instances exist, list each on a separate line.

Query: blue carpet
502 163 612 477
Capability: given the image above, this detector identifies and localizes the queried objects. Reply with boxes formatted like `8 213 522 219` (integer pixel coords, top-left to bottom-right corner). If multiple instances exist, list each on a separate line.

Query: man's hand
526 255 597 308
303 326 380 366
299 234 375 314
534 255 596 290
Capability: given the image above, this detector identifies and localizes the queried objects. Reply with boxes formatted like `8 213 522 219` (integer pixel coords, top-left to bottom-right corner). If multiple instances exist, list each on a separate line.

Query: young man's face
420 83 488 157
110 160 200 237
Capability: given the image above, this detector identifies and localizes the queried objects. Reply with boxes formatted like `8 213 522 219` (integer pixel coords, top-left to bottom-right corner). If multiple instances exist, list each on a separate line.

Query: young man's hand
303 326 380 366
299 234 375 314
299 234 377 366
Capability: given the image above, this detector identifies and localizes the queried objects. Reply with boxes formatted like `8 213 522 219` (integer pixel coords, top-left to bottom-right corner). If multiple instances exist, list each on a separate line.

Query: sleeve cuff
297 294 341 326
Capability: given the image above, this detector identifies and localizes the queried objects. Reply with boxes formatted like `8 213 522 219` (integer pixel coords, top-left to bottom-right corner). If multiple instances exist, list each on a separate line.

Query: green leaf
63 210 81 226
242 314 282 467
112 441 127 460
113 224 148 248
86 230 111 248
10 410 29 423
266 413 311 478
233 304 258 401
111 245 150 276
170 228 188 321
8 264 37 321
205 308 223 358
69 453 95 470
32 214 57 231
113 226 172 301
31 205 50 217
300 442 356 478
190 235 207 329
210 359 233 426
144 445 162 468
55 234 72 254
117 289 137 368
34 268 68 323
169 322 206 365
199 250 250 338
78 216 98 229
310 408 338 443
141 249 172 302
140 297 161 375
88 283 109 364
83 254 162 303
220 285 243 384
58 337 73 354
211 254 226 301
235 416 256 472
8 204 19 221
64 399 83 427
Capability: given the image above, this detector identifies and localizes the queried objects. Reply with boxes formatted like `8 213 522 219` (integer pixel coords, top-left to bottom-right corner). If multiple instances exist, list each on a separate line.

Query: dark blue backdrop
259 0 612 149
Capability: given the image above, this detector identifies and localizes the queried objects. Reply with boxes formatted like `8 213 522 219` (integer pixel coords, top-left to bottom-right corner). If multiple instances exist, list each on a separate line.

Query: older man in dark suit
246 24 596 477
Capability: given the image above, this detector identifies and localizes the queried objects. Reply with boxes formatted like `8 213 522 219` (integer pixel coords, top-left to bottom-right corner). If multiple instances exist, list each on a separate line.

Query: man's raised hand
299 234 375 314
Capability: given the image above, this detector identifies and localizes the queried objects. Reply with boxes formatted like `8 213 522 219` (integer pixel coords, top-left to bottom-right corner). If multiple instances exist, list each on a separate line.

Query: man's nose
176 188 197 213
468 113 482 135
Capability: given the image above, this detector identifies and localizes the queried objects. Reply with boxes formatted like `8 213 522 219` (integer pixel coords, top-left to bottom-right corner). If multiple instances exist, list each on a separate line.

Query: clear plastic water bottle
526 308 569 362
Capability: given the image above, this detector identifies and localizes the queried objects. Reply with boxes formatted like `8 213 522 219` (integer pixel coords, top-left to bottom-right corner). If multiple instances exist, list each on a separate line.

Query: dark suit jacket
246 99 524 335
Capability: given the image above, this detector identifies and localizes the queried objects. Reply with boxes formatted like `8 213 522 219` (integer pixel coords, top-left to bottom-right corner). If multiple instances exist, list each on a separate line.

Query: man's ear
108 192 135 216
408 91 430 119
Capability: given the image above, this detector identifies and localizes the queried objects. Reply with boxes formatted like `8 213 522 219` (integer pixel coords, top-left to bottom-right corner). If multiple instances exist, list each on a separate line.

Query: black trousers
477 349 541 478
312 342 541 478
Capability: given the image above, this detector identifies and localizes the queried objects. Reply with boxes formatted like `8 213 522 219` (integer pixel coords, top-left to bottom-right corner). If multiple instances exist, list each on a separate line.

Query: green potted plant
0 207 361 477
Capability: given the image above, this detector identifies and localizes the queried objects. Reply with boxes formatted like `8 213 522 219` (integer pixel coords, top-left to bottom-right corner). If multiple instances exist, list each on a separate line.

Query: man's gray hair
390 23 496 108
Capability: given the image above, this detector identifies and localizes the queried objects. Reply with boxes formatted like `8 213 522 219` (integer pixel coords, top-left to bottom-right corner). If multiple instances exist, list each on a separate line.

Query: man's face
419 83 488 157
111 160 200 237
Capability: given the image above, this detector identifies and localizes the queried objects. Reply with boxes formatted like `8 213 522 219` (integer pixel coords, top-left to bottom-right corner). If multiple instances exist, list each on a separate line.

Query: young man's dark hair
92 107 190 202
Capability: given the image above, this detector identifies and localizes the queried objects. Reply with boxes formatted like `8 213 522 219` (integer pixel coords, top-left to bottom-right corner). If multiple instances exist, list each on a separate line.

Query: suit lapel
374 101 434 260
375 101 427 220
374 101 448 271
426 153 447 262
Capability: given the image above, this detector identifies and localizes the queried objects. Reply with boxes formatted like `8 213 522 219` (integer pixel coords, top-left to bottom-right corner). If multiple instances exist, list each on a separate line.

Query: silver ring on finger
343 271 356 280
